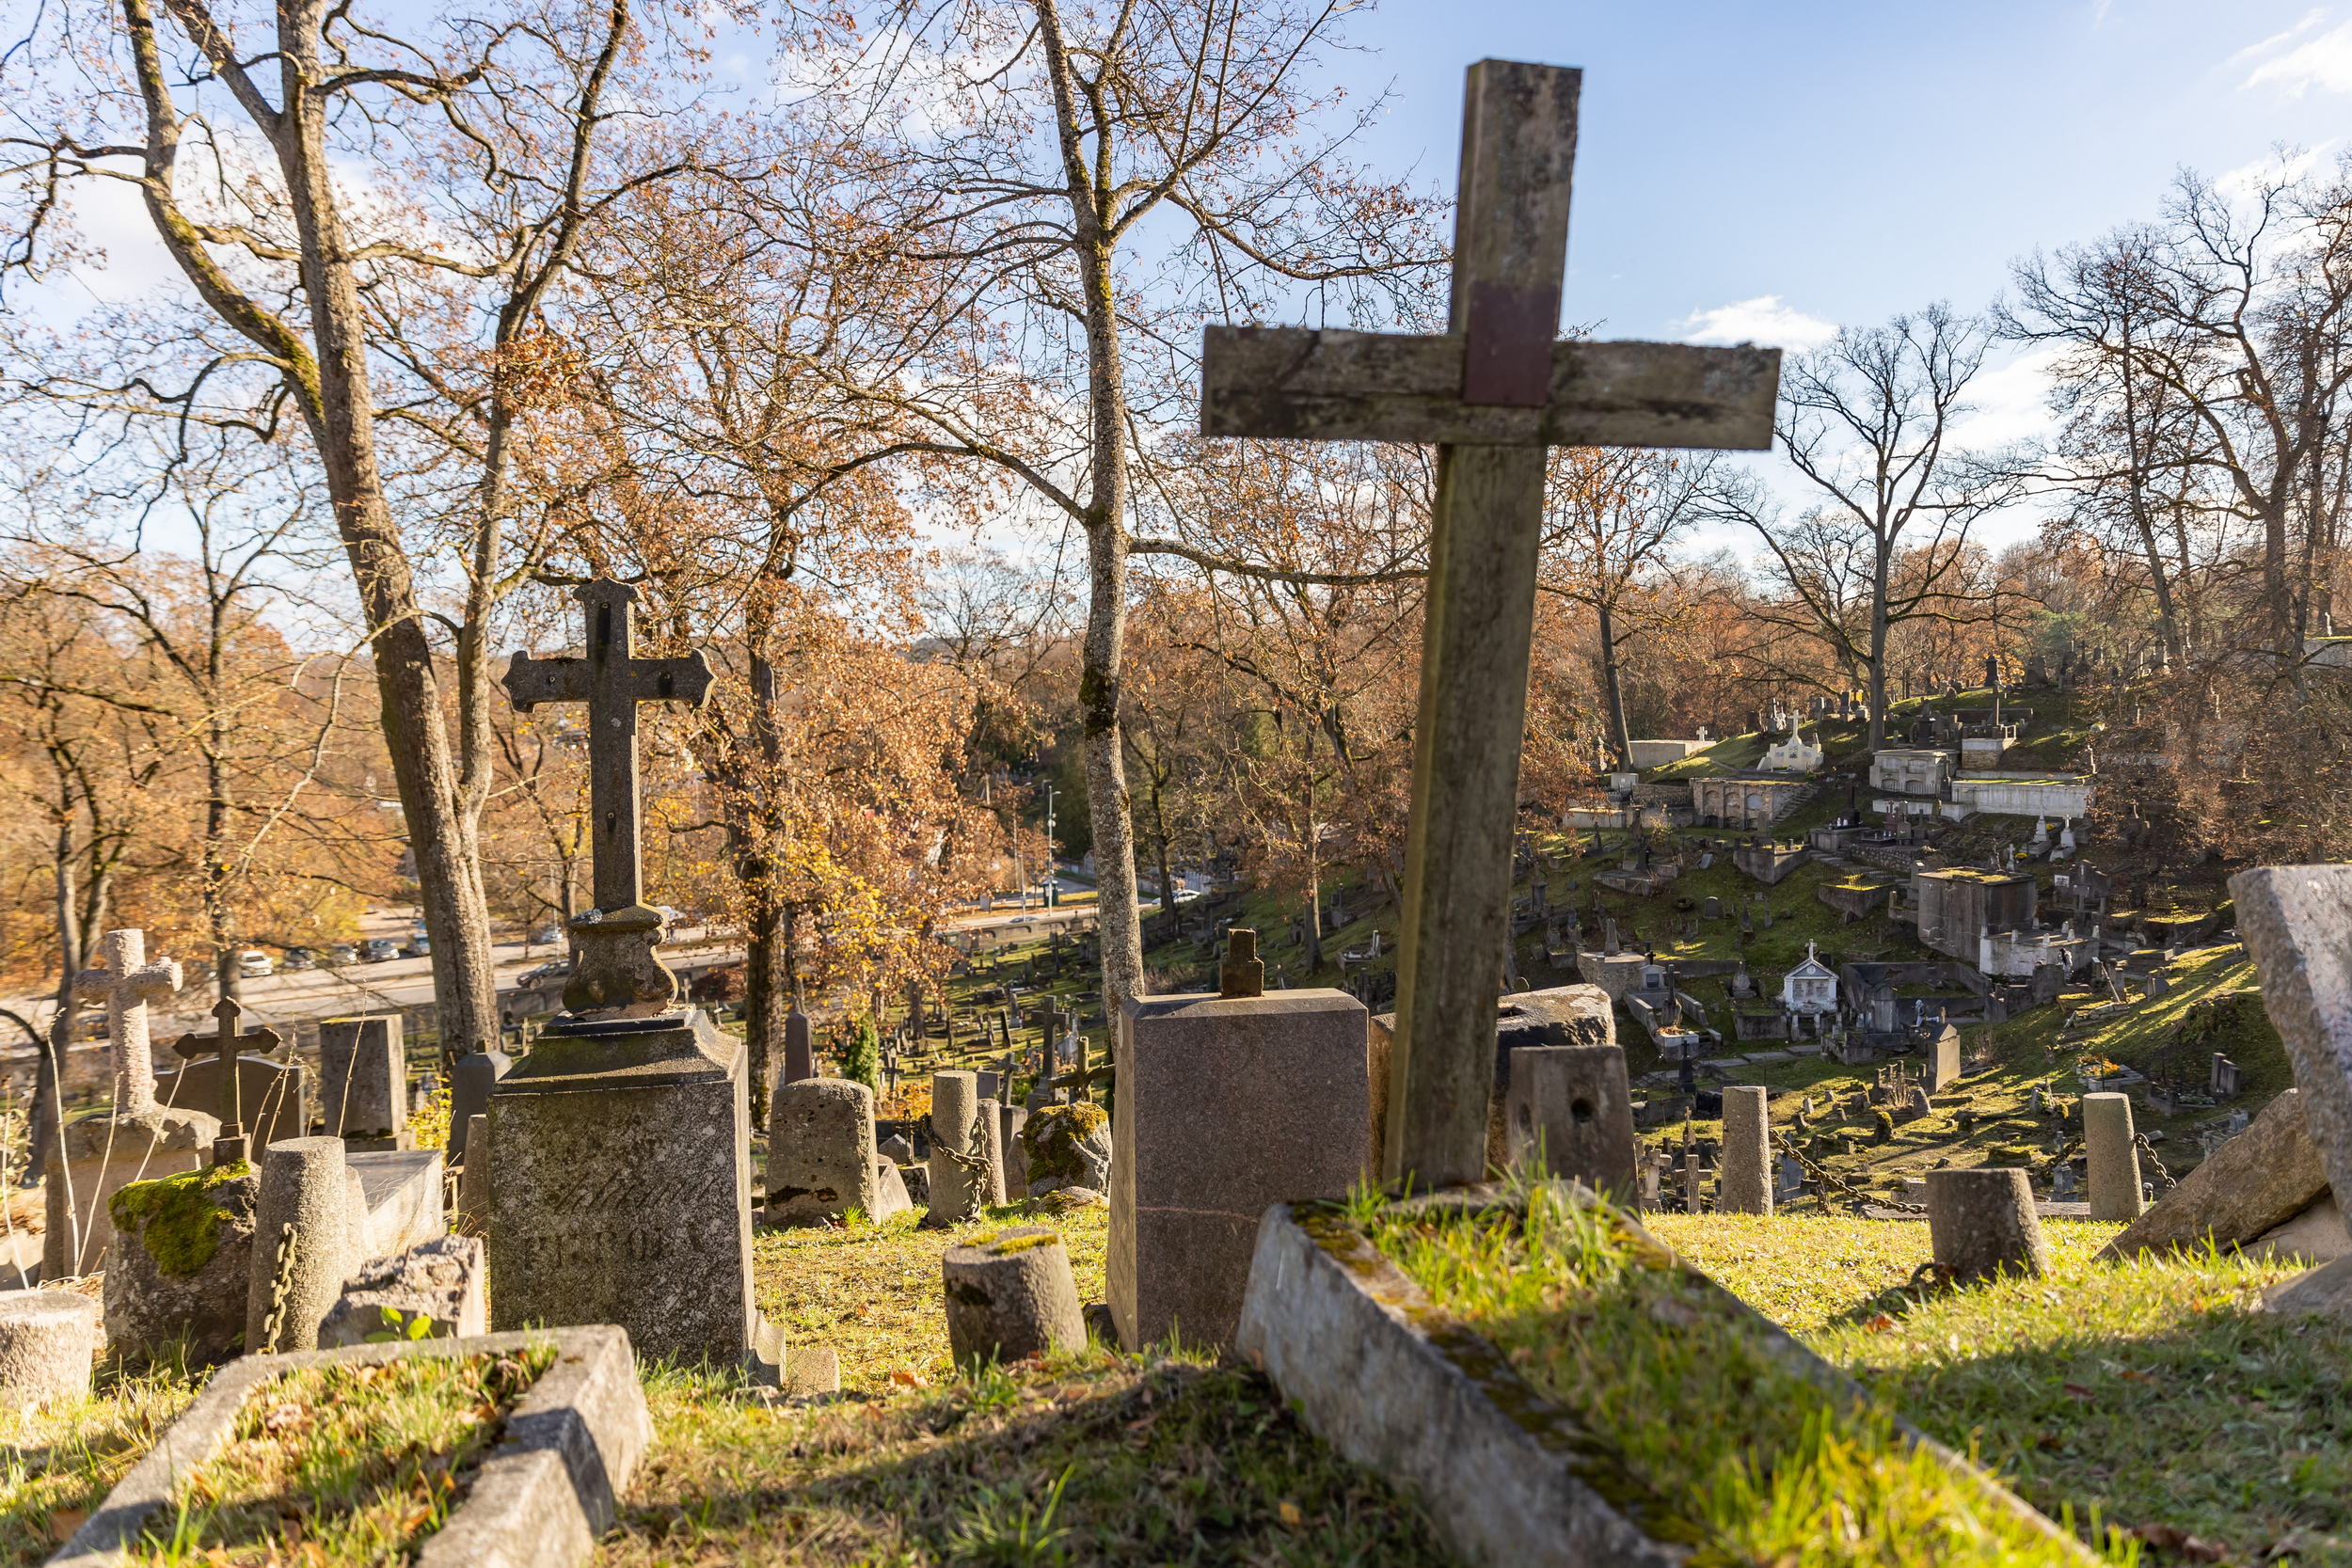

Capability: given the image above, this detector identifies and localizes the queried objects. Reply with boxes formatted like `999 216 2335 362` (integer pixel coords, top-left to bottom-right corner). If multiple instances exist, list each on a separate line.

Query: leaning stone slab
1234 1187 2091 1568
2097 1089 2328 1261
2230 865 2352 1207
49 1325 650 1568
2246 1194 2352 1262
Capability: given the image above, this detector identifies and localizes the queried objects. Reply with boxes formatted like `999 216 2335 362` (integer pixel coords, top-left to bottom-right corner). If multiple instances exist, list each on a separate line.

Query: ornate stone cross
72 928 183 1117
505 578 714 1013
1200 60 1781 1186
169 996 282 1166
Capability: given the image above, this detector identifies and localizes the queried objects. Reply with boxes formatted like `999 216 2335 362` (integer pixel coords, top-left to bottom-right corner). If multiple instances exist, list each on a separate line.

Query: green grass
0 1333 196 1566
1363 1184 2115 1566
132 1342 556 1565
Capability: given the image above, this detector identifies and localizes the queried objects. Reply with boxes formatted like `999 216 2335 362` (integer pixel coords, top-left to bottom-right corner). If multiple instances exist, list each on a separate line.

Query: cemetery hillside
8 5 2352 1567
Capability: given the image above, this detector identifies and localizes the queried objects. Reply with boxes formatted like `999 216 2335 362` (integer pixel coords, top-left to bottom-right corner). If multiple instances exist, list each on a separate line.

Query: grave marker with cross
72 927 184 1117
504 578 714 1013
169 997 282 1166
1200 60 1780 1186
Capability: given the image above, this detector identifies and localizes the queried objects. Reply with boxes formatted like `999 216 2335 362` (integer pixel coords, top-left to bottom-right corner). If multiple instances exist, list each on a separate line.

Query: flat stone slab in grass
49 1325 649 1568
1235 1187 2092 1568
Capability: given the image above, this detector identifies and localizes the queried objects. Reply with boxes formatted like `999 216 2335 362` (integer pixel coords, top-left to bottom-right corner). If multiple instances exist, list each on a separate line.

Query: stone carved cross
170 996 282 1166
1199 60 1780 1185
72 928 183 1117
505 578 714 1012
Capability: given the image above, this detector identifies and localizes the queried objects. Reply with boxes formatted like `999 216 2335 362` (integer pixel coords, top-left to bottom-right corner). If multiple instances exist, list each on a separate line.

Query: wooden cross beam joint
170 995 283 1167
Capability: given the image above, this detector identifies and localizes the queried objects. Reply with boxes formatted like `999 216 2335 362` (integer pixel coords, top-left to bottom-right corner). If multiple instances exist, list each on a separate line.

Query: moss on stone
109 1161 251 1277
991 1232 1059 1256
1021 1103 1108 1182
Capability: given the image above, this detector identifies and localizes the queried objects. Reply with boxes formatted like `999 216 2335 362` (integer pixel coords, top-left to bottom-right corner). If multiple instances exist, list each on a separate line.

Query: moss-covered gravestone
103 1162 258 1366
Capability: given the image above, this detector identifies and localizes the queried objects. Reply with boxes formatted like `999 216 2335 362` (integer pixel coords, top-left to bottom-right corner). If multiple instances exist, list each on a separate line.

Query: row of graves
12 65 2352 1567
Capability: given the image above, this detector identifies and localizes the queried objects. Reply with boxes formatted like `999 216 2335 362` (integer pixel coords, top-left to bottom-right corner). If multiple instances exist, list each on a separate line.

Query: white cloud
2242 14 2352 95
1676 295 1838 352
2217 140 2340 200
1948 344 2064 451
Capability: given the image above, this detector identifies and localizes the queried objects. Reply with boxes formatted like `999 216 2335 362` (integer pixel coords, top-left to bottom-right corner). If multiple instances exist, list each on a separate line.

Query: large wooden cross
1200 60 1781 1187
505 578 714 1013
169 996 282 1166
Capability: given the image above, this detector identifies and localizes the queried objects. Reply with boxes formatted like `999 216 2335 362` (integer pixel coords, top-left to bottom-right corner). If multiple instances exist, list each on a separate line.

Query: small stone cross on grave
504 579 714 1013
169 997 282 1165
1203 59 1780 1184
72 928 183 1116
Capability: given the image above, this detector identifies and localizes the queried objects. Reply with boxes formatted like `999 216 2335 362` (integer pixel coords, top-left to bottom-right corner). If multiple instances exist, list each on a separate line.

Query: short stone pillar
1113 989 1369 1351
1503 1043 1637 1201
767 1078 883 1226
2083 1092 2144 1222
319 1015 409 1147
942 1226 1084 1369
977 1097 1009 1207
488 1010 771 1372
926 1071 986 1226
1717 1085 1772 1215
0 1290 102 1409
246 1136 357 1354
1926 1167 2050 1282
1000 1104 1029 1201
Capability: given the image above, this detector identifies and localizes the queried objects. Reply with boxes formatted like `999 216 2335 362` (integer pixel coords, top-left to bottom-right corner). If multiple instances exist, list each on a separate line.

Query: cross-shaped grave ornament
1200 60 1780 1186
504 578 714 1014
72 928 183 1117
169 996 282 1166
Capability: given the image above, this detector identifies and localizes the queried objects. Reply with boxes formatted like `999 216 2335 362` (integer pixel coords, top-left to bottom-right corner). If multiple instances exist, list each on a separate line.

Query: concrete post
2083 1092 2144 1222
1717 1085 1772 1215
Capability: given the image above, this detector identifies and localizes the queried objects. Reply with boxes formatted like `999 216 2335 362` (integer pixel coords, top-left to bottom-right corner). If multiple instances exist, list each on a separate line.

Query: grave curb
1233 1186 2094 1568
49 1325 649 1568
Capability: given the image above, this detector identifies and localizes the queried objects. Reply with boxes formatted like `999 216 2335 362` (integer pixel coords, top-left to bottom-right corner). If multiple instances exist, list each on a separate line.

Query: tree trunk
1597 600 1633 769
1038 0 1144 1014
1867 547 1893 753
1304 874 1323 972
742 888 786 1129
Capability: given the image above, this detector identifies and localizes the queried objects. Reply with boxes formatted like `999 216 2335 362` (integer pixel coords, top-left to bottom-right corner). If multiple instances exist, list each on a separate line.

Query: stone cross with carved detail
72 928 183 1117
504 578 714 1013
1199 60 1781 1187
169 996 281 1166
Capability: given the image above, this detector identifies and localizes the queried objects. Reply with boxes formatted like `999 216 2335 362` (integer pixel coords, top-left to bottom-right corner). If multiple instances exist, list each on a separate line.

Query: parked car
359 938 400 962
325 943 358 966
237 949 274 979
530 927 562 945
403 937 432 958
280 947 317 971
517 958 573 989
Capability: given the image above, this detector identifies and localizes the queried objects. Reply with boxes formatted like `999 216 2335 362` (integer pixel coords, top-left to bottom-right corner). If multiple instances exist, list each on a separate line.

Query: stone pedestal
767 1078 883 1226
926 1071 985 1226
488 1009 771 1372
320 1015 407 1142
1717 1085 1772 1215
157 1055 305 1154
1487 987 1615 1174
1502 1043 1637 1201
2083 1092 2143 1222
1112 990 1369 1351
43 1106 217 1279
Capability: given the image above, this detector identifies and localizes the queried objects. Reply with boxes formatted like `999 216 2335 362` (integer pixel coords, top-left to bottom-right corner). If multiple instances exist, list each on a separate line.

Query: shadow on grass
601 1354 1448 1567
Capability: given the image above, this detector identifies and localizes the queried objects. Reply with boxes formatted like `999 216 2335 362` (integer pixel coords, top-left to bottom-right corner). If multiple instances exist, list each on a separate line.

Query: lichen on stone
1022 1103 1108 1183
109 1161 253 1277
991 1231 1059 1256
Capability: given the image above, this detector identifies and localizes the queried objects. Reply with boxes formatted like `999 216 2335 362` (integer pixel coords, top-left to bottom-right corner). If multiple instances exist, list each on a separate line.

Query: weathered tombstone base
942 1226 1085 1369
490 1009 776 1378
103 1164 259 1367
0 1289 102 1409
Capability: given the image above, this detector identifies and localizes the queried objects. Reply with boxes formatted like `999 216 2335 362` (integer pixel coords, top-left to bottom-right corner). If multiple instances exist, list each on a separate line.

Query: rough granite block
1112 989 1369 1351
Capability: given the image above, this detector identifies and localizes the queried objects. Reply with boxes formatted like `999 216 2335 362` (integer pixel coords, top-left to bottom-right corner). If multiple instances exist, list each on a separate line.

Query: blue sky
1337 0 2351 466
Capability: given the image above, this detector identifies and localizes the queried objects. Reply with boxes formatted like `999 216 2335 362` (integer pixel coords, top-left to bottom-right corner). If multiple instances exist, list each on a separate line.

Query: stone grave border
1234 1183 2094 1568
51 1325 649 1568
